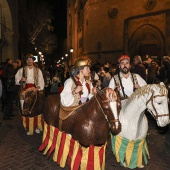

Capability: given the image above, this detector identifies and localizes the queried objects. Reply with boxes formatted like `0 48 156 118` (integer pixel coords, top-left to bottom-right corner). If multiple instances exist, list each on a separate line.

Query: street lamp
70 48 73 53
70 48 74 64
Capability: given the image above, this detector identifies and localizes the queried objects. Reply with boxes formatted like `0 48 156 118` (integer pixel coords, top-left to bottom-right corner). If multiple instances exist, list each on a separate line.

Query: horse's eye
103 106 109 110
158 103 161 105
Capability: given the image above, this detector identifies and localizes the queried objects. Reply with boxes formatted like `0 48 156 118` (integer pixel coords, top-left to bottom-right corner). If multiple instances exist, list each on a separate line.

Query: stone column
165 11 170 56
2 31 14 62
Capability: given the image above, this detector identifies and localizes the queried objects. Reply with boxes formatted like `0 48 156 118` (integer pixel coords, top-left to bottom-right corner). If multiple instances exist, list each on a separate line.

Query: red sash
75 76 90 96
25 83 35 90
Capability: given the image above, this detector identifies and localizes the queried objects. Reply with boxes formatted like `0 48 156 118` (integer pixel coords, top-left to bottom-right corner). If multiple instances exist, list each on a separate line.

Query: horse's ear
152 84 158 92
114 86 118 93
160 82 166 87
97 88 108 100
97 87 101 94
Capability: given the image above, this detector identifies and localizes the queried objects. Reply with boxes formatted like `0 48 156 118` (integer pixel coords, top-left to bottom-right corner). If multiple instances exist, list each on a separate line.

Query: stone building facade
0 0 18 62
67 0 170 65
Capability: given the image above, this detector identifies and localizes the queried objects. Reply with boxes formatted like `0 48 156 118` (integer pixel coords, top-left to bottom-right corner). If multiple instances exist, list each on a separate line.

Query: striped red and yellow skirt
39 122 106 170
21 114 44 135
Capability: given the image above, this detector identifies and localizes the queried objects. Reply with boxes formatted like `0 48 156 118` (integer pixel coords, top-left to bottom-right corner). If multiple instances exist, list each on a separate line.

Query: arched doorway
129 24 165 60
0 0 16 62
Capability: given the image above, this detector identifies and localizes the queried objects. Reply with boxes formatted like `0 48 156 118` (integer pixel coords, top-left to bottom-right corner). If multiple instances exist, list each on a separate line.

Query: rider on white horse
109 55 147 168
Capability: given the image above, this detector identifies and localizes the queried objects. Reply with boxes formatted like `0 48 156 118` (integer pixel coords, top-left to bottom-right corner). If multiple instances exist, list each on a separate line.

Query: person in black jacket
1 59 15 120
131 55 147 81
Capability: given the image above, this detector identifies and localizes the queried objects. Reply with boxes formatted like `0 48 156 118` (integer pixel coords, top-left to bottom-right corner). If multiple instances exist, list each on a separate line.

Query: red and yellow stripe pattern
111 135 150 169
39 122 106 170
22 114 44 135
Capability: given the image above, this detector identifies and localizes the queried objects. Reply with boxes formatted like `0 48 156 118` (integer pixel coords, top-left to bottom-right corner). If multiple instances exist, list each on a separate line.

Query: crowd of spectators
1 54 170 120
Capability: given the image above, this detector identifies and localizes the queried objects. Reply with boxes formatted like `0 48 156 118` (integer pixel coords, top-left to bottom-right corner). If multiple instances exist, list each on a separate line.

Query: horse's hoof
27 131 31 135
139 164 144 168
35 128 40 134
123 162 127 168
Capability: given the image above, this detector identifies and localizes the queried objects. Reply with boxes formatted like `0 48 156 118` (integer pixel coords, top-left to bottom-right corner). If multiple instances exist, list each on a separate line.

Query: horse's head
96 87 121 135
146 82 169 127
21 87 37 115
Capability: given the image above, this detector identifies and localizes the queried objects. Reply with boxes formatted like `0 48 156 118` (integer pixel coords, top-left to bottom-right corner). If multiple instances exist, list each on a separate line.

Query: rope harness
22 91 38 115
146 92 169 120
95 90 120 124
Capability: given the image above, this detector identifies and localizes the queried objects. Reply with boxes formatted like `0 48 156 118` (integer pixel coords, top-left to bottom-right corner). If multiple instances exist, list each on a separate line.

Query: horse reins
95 92 120 124
146 92 169 120
22 91 38 115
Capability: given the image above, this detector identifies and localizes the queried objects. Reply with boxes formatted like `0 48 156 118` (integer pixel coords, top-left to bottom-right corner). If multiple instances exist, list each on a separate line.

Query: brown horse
19 87 44 117
18 87 44 135
43 87 121 147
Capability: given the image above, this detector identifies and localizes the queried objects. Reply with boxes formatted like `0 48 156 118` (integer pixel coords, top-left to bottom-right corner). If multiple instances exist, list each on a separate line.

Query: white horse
111 83 169 169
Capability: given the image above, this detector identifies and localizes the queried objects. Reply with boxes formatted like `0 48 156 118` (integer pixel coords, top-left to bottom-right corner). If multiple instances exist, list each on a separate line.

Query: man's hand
19 77 26 84
91 87 97 95
75 85 83 94
35 86 40 91
135 83 140 89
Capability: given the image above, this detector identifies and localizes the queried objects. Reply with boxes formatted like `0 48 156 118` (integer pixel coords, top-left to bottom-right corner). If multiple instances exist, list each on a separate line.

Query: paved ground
0 104 170 170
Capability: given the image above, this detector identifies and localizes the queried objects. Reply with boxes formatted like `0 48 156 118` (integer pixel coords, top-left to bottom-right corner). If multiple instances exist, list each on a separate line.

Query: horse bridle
146 92 169 120
95 91 120 124
22 91 37 115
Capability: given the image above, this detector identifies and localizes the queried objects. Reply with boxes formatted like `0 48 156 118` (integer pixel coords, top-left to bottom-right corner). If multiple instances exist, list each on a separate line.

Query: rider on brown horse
15 54 45 135
40 58 121 170
60 57 97 106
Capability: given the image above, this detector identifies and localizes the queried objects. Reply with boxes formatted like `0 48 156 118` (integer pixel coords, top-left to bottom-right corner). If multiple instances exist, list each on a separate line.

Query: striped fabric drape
111 135 150 169
22 114 44 135
39 122 106 170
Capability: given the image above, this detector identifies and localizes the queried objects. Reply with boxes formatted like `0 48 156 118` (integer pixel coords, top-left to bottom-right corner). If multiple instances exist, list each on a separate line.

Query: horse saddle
59 102 85 120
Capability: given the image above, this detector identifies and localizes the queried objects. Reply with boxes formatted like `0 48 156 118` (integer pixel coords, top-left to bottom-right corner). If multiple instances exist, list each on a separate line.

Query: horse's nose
110 122 121 135
157 117 169 127
22 109 29 115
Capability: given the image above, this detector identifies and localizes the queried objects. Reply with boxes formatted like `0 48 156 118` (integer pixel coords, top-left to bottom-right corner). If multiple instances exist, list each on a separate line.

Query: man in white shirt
15 54 44 135
15 54 44 90
109 55 147 99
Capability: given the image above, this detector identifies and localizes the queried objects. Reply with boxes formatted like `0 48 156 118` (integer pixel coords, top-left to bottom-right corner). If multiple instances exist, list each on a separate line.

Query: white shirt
15 67 45 90
60 78 94 106
109 73 147 97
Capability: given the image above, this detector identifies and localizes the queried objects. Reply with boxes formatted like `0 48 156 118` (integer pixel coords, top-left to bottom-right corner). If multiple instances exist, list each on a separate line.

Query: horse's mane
129 84 168 101
20 87 36 98
79 87 117 109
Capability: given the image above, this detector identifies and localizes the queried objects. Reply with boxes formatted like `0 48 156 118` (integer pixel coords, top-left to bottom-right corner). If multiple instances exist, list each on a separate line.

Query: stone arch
0 0 13 29
0 0 14 62
129 24 165 60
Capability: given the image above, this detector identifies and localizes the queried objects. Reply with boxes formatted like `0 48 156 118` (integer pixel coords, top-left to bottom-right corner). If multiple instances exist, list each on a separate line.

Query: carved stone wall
127 13 166 58
67 0 170 64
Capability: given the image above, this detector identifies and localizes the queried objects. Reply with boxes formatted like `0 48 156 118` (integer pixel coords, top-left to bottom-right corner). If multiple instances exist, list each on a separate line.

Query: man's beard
27 63 33 66
119 67 130 74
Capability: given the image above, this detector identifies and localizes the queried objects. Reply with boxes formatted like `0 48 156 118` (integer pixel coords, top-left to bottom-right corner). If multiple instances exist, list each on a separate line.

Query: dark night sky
47 0 67 58
49 0 67 39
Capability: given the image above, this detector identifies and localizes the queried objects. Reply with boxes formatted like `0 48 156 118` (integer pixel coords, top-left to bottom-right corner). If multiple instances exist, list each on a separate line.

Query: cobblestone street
0 106 170 170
